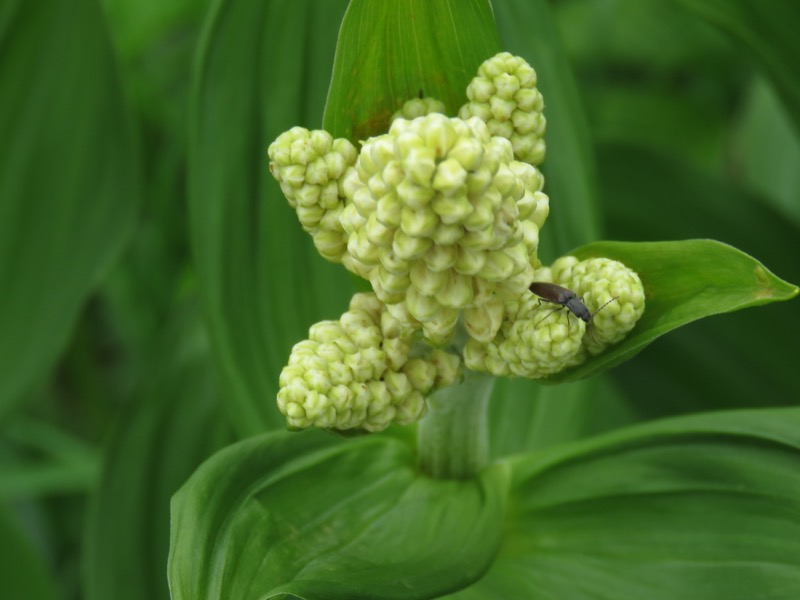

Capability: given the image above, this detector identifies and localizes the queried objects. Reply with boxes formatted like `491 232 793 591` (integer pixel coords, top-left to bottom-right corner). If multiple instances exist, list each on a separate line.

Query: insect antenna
586 296 620 344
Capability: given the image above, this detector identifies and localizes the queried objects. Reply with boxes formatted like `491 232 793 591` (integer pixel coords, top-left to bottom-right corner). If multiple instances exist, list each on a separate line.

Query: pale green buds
459 52 546 166
269 51 647 431
464 294 585 378
277 293 461 432
340 113 547 344
392 96 447 121
551 256 646 354
465 255 645 378
268 127 357 262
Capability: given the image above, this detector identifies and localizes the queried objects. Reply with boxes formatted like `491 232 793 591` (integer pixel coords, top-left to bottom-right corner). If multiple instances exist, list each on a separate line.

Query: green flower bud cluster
269 52 646 431
268 127 358 262
392 96 447 121
339 113 549 345
459 52 546 166
463 293 585 377
465 256 645 378
277 293 461 432
551 256 646 354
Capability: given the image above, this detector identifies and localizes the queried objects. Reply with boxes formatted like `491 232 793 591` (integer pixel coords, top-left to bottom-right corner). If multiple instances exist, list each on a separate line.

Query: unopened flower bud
459 52 546 166
392 97 448 121
277 293 463 432
551 256 646 354
268 127 357 262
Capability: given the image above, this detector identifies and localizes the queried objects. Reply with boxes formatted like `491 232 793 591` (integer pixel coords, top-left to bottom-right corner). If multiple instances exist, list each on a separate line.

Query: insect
529 282 618 343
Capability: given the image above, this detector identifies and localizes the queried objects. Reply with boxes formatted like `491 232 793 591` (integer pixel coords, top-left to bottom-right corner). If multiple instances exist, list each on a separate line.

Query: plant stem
417 372 495 479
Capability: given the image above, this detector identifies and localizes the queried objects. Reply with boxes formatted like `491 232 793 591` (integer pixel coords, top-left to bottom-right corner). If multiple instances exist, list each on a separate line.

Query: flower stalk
417 371 495 479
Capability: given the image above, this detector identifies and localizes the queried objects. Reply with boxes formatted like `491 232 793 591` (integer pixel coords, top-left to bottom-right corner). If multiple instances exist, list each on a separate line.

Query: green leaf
676 0 800 135
446 408 800 599
323 0 500 141
547 239 798 383
599 142 800 411
83 301 230 600
489 376 637 460
0 504 57 600
190 0 354 436
493 0 600 258
588 86 728 172
0 418 98 496
733 77 800 228
0 0 140 414
168 431 509 599
555 0 733 72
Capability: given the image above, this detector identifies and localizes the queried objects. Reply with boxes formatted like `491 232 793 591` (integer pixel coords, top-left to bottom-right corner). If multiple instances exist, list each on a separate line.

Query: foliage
2 0 799 598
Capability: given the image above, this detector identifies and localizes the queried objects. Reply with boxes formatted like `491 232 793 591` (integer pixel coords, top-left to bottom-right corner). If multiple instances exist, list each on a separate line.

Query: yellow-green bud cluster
465 256 645 378
339 113 549 344
277 293 461 432
269 52 646 420
551 257 646 355
268 127 357 262
392 97 447 121
463 294 585 377
459 52 546 166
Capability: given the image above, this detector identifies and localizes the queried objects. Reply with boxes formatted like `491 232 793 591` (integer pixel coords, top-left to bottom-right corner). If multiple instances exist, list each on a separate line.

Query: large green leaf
734 77 800 228
323 0 500 141
190 0 354 436
97 0 210 387
83 301 230 600
556 0 733 72
446 408 800 599
0 0 139 414
0 504 57 600
547 239 798 383
169 431 509 599
676 0 800 135
600 142 800 411
0 417 98 497
489 376 636 460
493 0 600 259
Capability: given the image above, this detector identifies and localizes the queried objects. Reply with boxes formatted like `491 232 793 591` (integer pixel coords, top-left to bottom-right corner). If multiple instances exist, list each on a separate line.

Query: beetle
529 281 618 342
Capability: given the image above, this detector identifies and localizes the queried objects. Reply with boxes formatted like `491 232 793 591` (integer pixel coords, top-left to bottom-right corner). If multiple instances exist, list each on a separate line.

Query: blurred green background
2 0 798 597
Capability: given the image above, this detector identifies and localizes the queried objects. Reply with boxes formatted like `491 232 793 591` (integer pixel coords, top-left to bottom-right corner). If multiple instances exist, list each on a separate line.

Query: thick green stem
417 372 495 479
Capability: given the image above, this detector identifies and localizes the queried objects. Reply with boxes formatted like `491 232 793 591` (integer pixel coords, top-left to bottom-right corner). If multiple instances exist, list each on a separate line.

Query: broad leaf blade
83 301 230 600
489 376 636 460
190 0 353 436
493 0 601 258
600 142 800 411
546 239 798 383
0 0 139 414
168 432 508 599
676 0 800 135
734 78 800 228
0 505 57 600
323 0 500 141
448 408 800 599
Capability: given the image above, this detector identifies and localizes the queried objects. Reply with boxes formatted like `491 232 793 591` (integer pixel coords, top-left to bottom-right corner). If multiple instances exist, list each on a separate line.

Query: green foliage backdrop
1 0 798 598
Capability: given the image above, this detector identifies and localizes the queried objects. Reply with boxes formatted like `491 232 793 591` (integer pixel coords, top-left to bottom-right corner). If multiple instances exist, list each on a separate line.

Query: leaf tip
754 265 799 301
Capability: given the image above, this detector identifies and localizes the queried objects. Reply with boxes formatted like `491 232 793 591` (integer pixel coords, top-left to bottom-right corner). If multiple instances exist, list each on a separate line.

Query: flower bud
392 97 447 121
277 293 459 432
551 256 646 354
268 127 357 262
459 52 546 166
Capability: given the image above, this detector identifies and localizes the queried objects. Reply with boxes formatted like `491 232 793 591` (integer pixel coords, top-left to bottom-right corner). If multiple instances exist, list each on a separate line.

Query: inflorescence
268 52 645 432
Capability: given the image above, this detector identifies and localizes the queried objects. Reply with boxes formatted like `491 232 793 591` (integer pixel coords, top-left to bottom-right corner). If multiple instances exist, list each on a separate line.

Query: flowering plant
166 1 800 599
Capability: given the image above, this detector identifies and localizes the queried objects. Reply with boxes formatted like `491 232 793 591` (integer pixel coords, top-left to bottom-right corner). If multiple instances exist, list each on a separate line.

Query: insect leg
534 306 562 328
